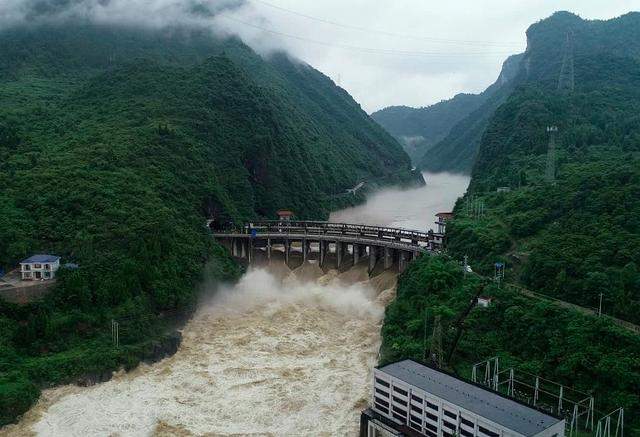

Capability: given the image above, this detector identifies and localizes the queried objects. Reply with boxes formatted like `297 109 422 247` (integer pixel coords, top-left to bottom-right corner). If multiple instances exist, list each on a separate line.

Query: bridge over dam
210 221 435 274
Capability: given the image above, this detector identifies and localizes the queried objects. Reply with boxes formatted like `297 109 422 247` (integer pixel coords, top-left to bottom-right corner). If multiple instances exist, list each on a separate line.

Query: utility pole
599 293 604 317
422 305 428 362
111 319 119 348
546 126 558 183
429 315 443 368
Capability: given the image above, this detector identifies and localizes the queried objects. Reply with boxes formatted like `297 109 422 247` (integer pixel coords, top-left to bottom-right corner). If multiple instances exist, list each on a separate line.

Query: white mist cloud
1 0 637 112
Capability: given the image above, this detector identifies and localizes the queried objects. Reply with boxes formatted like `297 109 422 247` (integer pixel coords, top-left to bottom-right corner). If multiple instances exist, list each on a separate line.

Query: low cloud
0 0 634 112
1 0 248 28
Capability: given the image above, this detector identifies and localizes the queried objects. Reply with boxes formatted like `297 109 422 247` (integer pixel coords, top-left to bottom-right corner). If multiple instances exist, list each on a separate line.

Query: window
392 405 406 416
24 265 30 270
45 264 50 270
392 396 407 406
375 387 389 398
410 415 422 425
411 394 423 403
374 397 389 408
461 417 474 427
479 426 500 437
375 378 390 388
374 404 388 415
410 421 421 431
392 412 405 422
411 404 422 413
34 263 41 269
393 386 408 397
44 272 50 278
424 422 437 433
426 401 439 411
461 430 474 437
426 412 438 422
444 410 457 420
443 420 456 430
424 430 437 437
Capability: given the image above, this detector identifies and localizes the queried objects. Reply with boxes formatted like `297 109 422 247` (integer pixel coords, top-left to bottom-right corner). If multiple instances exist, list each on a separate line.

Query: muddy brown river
3 172 468 436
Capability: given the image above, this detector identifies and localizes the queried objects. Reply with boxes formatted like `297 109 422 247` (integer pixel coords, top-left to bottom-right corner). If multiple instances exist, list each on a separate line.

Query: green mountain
372 53 523 171
371 93 485 163
379 12 640 431
0 22 417 424
448 11 640 323
419 54 523 173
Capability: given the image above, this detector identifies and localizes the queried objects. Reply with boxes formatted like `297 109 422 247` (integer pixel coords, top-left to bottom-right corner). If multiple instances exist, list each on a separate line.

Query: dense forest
380 11 640 432
372 53 523 173
370 93 485 163
381 256 640 433
447 11 640 324
0 22 418 424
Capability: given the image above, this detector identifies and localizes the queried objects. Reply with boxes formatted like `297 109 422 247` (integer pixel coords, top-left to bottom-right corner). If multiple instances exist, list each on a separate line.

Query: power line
218 13 515 58
249 0 523 48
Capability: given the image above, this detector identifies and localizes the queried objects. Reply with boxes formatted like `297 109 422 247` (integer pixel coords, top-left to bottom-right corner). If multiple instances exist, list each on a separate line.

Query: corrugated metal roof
378 360 562 436
20 254 60 263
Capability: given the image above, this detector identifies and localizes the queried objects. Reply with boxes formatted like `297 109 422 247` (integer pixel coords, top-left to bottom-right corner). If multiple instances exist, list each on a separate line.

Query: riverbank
4 263 397 436
381 255 640 433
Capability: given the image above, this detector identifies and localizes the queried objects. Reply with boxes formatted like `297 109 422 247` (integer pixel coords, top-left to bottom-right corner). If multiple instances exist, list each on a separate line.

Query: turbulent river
5 172 469 437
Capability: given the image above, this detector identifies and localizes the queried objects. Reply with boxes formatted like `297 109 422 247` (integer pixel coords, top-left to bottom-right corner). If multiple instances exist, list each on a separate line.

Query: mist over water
6 172 468 436
8 267 394 436
330 172 470 231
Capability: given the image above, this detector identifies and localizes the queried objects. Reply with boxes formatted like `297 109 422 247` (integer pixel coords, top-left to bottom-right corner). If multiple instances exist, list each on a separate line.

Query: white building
362 359 565 437
20 255 61 281
477 297 494 308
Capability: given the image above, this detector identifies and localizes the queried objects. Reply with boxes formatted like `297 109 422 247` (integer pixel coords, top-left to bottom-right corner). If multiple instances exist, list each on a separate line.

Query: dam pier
211 220 435 273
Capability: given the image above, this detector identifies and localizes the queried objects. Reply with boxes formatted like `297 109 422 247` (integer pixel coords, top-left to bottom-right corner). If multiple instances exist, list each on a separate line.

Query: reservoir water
4 172 469 436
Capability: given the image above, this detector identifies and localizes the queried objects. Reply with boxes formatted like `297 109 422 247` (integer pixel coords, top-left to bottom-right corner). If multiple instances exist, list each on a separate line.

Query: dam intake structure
210 220 434 273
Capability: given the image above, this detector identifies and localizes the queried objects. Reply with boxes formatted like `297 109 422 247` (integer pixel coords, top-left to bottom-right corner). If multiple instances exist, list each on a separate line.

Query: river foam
6 266 393 436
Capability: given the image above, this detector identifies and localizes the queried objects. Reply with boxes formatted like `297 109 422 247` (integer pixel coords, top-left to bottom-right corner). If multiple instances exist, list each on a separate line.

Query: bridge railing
218 220 432 243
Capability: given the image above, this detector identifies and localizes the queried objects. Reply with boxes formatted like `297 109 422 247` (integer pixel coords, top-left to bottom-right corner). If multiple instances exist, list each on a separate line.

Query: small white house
20 255 61 281
477 296 494 308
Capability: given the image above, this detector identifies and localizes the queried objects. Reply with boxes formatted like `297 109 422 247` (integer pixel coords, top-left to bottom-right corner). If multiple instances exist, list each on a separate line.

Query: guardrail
215 220 433 243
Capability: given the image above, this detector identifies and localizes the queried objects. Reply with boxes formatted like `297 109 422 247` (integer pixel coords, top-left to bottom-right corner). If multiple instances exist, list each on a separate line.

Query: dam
3 172 469 436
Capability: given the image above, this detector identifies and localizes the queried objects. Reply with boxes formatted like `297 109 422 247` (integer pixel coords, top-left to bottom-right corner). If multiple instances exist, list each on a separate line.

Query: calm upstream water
330 172 471 231
5 172 469 437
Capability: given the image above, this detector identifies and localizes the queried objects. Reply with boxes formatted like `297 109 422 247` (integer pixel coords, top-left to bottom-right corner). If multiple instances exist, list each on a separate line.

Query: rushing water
5 172 469 437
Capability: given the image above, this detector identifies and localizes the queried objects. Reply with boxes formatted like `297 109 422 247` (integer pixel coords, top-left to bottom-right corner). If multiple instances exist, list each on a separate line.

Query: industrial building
361 359 565 437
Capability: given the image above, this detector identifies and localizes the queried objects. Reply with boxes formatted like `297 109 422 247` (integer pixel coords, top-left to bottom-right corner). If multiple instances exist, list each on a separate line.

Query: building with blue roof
20 255 61 281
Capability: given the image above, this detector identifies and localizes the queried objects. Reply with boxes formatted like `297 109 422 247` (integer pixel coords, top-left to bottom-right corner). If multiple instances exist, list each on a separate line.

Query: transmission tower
429 315 443 368
558 32 575 92
545 126 558 183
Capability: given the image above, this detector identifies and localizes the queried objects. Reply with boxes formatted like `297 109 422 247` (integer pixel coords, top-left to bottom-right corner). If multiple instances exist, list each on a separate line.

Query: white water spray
7 267 393 436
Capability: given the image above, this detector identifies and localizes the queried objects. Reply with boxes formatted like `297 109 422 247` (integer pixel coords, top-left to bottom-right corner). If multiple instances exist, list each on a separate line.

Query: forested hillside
447 12 640 324
377 10 640 433
419 54 523 173
372 53 522 172
0 22 417 424
381 256 640 433
371 93 485 163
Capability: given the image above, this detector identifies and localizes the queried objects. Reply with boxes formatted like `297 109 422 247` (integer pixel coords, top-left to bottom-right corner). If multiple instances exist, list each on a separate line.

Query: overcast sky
2 0 638 113
213 0 638 112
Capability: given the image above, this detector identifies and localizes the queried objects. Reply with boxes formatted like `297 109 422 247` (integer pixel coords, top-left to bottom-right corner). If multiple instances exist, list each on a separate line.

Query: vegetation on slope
0 22 417 424
380 11 640 432
372 53 523 172
381 256 640 432
371 93 485 163
447 12 640 324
